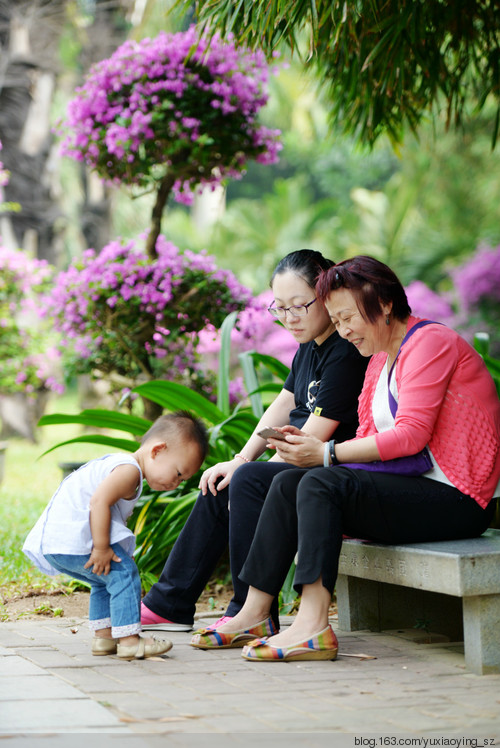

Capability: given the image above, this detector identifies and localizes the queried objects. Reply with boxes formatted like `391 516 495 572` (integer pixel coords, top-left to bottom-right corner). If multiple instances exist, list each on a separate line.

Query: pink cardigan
353 316 500 507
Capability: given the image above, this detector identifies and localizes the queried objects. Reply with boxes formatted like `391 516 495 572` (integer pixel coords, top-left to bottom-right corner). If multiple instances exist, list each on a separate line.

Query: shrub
0 246 63 396
43 234 253 397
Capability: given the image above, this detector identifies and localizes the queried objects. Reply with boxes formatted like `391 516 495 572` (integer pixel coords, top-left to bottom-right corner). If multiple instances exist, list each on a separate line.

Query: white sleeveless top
23 454 143 576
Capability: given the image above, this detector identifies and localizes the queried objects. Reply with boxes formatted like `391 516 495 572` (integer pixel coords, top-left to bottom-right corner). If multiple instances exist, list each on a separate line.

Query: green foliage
190 0 500 147
209 176 343 289
133 117 500 297
278 558 299 615
47 237 251 400
109 53 500 297
474 333 500 396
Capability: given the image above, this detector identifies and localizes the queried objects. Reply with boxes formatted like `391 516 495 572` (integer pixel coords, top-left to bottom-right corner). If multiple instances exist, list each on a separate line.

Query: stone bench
336 528 500 675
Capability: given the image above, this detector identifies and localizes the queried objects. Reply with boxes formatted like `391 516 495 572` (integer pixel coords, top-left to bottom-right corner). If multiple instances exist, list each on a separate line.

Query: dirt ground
1 584 338 624
0 580 235 623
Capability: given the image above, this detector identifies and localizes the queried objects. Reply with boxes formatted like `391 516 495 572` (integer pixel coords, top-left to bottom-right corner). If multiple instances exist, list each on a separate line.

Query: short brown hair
316 255 411 323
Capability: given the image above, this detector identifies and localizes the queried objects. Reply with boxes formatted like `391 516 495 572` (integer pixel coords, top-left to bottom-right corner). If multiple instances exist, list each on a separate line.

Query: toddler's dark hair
141 411 209 461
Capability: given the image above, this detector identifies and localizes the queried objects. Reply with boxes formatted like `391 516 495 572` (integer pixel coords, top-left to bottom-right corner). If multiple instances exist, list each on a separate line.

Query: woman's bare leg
264 577 331 647
217 577 331 647
216 586 273 631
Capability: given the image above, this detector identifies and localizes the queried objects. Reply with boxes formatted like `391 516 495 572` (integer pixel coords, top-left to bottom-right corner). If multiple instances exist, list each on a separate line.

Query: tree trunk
0 1 131 263
145 173 176 259
141 396 163 424
0 1 64 264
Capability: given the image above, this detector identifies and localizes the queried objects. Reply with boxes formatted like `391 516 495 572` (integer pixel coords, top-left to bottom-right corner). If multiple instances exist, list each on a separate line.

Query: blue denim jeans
44 543 142 638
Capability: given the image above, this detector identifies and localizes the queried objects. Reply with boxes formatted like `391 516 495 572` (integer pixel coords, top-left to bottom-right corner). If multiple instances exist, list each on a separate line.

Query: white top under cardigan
23 454 143 576
371 361 455 488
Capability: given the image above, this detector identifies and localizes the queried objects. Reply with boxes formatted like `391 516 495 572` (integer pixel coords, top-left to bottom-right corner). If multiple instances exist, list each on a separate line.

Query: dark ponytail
270 249 335 290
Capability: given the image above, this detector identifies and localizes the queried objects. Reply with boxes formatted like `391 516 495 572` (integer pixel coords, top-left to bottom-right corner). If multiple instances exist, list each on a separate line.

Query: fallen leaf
338 652 377 660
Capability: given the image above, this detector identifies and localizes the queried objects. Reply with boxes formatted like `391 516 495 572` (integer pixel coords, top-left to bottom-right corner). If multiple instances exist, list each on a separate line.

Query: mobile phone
257 427 288 441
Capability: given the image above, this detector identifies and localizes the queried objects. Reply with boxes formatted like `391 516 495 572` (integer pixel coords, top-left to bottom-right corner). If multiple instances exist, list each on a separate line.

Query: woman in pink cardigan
190 255 500 662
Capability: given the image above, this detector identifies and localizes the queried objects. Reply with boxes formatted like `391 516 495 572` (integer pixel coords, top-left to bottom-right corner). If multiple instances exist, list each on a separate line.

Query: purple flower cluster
0 246 52 306
451 244 500 312
405 244 500 349
58 27 282 205
43 235 253 384
405 280 457 327
0 246 63 394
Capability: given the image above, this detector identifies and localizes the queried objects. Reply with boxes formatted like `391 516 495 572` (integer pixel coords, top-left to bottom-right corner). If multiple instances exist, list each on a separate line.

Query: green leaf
243 351 290 381
278 560 298 614
217 311 238 415
474 332 491 357
133 381 224 424
247 383 283 397
483 353 500 376
38 435 139 459
38 409 151 435
239 349 264 418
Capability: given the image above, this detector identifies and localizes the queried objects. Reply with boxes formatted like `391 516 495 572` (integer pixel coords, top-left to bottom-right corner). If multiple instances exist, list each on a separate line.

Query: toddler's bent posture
23 411 208 660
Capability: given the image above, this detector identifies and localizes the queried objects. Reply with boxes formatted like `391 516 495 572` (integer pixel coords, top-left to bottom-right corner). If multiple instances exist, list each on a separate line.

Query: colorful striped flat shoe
190 617 277 649
241 624 338 662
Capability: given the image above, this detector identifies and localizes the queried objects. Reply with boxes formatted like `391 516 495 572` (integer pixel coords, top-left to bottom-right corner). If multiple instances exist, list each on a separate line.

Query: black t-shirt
284 331 369 442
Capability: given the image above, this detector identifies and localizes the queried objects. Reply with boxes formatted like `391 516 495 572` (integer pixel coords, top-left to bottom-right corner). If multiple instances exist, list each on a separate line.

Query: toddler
23 410 208 660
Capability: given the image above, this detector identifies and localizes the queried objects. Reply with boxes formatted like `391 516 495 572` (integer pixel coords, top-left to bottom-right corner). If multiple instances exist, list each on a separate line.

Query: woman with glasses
141 250 368 633
191 255 500 661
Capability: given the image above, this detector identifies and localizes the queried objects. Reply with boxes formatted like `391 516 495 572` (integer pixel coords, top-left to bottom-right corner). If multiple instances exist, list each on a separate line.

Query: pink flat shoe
205 615 233 631
140 602 192 631
241 624 338 662
190 617 277 649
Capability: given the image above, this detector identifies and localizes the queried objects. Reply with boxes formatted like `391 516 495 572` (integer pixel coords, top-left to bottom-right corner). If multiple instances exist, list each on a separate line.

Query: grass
0 388 124 602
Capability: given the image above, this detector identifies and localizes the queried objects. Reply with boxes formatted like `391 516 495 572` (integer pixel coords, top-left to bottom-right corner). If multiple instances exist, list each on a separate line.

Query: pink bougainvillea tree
58 27 282 258
44 234 254 413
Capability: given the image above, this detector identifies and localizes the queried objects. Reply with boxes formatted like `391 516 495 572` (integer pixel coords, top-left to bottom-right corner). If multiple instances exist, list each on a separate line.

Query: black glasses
268 298 317 319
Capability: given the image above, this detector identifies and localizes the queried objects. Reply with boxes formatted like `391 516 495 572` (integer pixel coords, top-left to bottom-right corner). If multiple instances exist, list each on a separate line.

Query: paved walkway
1 613 499 745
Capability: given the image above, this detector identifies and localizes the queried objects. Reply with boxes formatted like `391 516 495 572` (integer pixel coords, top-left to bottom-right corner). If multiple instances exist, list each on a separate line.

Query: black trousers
142 461 297 627
239 466 495 598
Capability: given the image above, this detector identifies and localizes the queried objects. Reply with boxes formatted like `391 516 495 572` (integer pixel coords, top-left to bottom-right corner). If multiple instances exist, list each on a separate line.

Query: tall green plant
38 314 290 588
191 0 500 148
473 332 500 530
474 333 500 397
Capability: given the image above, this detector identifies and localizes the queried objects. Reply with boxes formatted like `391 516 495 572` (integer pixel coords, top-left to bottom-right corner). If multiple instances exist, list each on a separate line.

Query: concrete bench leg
463 594 500 675
336 575 381 631
336 574 463 638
